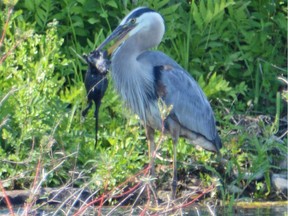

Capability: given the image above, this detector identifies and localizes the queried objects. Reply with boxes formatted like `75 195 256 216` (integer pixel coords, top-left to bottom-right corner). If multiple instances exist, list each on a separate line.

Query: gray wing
138 51 219 143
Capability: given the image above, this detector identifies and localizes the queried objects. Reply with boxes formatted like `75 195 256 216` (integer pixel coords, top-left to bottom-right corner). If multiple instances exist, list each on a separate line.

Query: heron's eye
130 18 136 24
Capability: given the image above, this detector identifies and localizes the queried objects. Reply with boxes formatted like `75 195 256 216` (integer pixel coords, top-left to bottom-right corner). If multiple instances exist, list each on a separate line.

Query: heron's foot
131 176 159 206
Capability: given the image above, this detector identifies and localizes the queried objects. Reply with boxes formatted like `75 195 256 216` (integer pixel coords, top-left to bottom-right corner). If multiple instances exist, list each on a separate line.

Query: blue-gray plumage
97 7 222 198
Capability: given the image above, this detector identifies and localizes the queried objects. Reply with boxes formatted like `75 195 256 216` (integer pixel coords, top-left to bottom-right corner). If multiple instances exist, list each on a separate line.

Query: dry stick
144 185 213 215
279 130 288 140
144 185 151 214
131 183 147 208
25 154 76 215
0 180 15 216
74 194 105 215
106 187 144 216
22 159 42 216
49 171 87 203
78 186 100 210
130 207 139 216
0 38 24 64
73 167 150 216
53 179 100 216
139 186 151 216
152 110 167 160
23 121 67 211
33 158 69 194
139 205 148 216
94 179 143 215
111 180 143 200
96 183 143 216
69 189 99 215
52 189 79 215
97 195 105 216
148 180 158 204
206 203 216 216
0 6 13 48
151 185 215 215
0 24 33 64
106 193 135 216
161 193 172 215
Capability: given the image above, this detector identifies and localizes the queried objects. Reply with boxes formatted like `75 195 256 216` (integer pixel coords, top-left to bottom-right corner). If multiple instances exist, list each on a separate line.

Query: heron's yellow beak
97 24 135 55
107 34 129 55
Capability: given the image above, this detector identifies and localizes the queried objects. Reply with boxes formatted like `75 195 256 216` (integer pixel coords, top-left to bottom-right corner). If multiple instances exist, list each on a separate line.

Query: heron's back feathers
138 51 222 151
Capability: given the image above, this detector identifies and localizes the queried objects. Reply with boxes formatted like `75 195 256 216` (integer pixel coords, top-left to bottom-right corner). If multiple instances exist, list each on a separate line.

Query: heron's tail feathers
188 136 218 152
183 129 221 152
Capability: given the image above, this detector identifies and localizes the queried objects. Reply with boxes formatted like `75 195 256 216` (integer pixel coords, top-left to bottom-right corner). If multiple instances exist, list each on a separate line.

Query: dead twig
0 180 15 216
0 6 13 49
73 167 150 216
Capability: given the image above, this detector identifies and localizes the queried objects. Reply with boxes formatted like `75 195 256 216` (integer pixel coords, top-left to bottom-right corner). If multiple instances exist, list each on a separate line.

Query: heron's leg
169 120 180 199
171 136 178 199
145 125 155 176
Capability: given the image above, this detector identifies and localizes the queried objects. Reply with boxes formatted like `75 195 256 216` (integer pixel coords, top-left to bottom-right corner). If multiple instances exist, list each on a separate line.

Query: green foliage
191 0 235 30
161 0 286 114
0 18 70 187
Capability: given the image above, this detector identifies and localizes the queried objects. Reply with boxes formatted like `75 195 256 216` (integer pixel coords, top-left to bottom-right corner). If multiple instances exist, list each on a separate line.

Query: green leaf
192 1 203 30
24 0 35 11
107 0 118 8
87 17 98 24
199 73 232 98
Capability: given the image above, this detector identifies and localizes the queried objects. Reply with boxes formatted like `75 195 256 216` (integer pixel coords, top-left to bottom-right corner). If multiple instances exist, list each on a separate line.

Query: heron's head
97 7 165 55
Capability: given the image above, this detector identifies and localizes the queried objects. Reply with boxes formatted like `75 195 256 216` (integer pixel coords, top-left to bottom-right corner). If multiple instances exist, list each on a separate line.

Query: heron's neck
111 41 156 122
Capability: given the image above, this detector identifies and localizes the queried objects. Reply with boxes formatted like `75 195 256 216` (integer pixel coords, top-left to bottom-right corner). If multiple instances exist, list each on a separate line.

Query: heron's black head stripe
126 7 155 21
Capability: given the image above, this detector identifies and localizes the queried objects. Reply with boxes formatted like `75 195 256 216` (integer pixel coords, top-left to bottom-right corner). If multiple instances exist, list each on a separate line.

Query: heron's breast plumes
111 53 160 127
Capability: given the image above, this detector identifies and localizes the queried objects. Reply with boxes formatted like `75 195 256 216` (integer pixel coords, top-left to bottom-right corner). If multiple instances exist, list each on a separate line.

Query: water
0 202 287 215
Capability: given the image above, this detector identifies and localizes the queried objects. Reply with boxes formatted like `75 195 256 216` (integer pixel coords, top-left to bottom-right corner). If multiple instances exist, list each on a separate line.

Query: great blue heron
97 7 222 198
